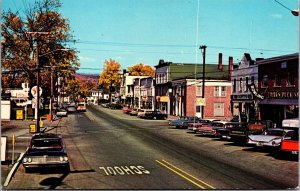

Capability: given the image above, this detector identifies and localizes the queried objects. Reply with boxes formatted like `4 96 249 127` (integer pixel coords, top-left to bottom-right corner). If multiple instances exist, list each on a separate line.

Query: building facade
256 53 299 126
231 53 258 122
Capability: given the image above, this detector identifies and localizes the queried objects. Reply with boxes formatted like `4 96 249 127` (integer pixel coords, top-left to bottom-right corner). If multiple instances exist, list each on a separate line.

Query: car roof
32 133 62 139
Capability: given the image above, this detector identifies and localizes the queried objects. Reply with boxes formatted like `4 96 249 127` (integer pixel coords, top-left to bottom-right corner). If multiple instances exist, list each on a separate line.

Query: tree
128 63 155 77
1 0 79 94
98 59 121 88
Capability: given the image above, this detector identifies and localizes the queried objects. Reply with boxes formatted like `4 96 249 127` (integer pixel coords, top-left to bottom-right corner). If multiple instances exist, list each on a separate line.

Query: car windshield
265 129 283 136
31 138 62 149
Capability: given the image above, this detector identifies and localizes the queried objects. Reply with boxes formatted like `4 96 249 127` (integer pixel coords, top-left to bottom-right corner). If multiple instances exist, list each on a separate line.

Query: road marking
99 165 150 176
155 159 215 189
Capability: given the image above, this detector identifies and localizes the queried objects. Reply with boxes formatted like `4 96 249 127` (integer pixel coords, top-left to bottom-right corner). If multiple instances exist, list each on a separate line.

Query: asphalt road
4 105 299 189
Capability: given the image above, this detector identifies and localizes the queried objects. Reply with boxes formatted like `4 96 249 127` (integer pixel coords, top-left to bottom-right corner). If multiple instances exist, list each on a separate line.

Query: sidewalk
1 118 67 187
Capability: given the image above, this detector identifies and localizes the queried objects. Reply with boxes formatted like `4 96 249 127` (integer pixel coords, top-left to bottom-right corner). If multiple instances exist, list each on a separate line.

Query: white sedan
56 109 68 117
247 128 293 147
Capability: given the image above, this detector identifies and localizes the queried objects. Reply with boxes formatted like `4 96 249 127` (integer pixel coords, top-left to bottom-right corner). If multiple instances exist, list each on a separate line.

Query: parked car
196 121 231 136
169 116 199 129
67 105 76 113
247 128 293 147
229 120 271 142
56 108 68 117
22 133 70 173
123 106 132 114
129 108 139 116
215 122 247 140
187 119 220 132
109 102 122 109
280 118 299 155
137 109 152 118
142 110 168 120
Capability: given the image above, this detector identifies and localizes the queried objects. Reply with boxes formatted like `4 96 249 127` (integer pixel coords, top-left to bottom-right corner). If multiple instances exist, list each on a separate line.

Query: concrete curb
3 152 24 187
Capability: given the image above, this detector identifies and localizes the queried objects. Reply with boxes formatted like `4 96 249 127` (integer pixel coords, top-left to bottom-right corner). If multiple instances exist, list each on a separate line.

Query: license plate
257 142 263 146
292 151 298 154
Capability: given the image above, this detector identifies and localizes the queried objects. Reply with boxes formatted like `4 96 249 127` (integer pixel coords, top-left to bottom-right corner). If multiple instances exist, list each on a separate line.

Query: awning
259 99 298 105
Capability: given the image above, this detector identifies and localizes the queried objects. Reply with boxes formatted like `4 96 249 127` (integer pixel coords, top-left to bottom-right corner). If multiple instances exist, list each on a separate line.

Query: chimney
218 53 223 71
228 56 233 79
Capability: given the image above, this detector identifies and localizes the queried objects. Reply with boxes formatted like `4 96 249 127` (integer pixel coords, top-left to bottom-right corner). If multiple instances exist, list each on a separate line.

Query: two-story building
256 53 299 126
155 60 232 119
231 53 258 121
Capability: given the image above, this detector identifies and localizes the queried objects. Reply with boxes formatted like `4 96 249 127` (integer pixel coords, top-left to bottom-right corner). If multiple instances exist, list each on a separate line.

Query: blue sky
2 0 299 74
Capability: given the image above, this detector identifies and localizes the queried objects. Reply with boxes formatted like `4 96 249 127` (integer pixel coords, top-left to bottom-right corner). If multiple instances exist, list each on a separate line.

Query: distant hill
75 73 99 83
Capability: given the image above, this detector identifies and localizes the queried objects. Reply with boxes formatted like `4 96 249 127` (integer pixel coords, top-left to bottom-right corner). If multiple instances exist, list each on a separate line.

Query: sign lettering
99 165 150 176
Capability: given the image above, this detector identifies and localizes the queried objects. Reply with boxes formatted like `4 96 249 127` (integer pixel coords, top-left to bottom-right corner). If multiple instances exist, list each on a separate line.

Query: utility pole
199 45 207 119
26 32 49 133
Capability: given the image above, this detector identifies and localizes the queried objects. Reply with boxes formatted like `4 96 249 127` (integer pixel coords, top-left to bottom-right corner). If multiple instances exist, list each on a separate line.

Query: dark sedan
22 133 70 173
142 110 168 120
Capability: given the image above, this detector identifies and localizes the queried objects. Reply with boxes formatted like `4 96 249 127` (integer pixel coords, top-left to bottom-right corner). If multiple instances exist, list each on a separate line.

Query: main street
4 105 298 189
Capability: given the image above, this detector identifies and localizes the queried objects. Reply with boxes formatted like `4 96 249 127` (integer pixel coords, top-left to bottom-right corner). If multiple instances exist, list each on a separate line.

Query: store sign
267 91 298 99
196 98 206 106
159 96 169 102
248 84 264 100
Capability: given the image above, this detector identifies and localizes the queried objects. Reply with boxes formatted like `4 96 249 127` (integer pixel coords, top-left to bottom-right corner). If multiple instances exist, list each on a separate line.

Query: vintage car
215 122 247 139
196 121 231 136
122 106 132 114
247 128 293 147
142 110 168 120
280 118 299 154
137 109 152 118
169 116 199 129
187 119 220 132
22 133 70 172
56 108 68 117
129 108 139 116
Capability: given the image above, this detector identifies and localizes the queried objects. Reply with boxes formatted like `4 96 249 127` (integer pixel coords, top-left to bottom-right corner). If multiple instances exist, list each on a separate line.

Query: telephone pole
26 32 50 133
199 45 207 119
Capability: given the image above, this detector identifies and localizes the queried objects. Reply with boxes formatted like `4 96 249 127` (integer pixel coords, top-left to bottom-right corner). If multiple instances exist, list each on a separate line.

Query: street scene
1 0 299 190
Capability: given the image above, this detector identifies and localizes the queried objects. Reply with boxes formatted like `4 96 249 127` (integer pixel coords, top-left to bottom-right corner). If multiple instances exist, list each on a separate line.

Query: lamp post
199 45 207 119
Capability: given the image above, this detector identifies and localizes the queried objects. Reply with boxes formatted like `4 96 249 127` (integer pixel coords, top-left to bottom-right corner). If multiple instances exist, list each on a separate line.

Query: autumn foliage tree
1 0 79 94
98 59 121 89
128 63 155 77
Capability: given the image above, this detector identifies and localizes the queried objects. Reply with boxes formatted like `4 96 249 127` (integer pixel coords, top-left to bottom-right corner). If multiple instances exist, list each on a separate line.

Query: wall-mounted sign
248 84 264 100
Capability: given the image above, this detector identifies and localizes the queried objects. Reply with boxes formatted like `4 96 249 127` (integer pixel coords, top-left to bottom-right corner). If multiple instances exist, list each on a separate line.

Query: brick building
256 53 299 126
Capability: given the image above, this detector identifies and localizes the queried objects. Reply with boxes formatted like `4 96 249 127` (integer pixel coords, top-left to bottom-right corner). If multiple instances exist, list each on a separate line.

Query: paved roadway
3 105 299 189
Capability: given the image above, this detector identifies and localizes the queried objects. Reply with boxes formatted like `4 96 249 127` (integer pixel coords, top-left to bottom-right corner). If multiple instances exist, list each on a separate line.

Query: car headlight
23 157 32 163
60 156 68 162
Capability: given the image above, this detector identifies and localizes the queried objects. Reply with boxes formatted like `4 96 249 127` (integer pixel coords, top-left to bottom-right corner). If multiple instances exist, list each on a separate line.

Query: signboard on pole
1 137 7 161
31 86 42 97
16 110 23 120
